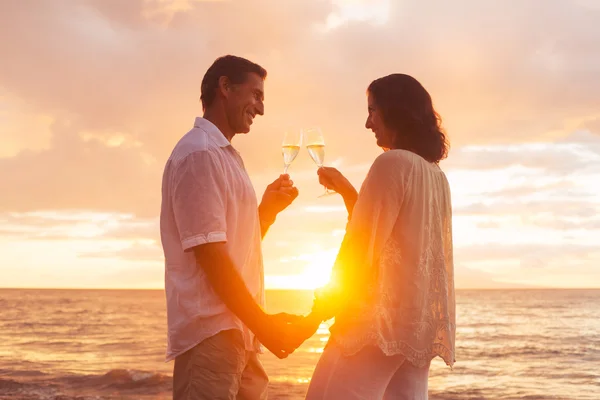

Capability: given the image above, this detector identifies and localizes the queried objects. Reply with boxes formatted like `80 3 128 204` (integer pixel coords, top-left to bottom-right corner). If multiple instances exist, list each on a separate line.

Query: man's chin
236 124 251 134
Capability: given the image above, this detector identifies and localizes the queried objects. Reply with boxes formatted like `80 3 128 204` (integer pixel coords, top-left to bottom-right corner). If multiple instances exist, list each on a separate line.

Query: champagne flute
303 127 335 197
281 129 302 174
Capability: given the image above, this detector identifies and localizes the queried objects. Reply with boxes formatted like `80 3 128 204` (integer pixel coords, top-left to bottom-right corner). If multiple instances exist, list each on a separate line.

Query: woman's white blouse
327 149 455 368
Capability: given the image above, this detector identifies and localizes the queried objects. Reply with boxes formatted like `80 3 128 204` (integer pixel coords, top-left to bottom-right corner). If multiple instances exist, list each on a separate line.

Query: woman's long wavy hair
368 74 449 163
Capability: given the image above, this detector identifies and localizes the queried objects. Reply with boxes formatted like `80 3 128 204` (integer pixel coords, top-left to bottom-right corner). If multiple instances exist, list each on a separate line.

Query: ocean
0 289 598 399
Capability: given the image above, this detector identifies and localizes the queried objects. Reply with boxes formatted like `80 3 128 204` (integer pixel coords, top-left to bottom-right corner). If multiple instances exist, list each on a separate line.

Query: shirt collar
193 117 231 148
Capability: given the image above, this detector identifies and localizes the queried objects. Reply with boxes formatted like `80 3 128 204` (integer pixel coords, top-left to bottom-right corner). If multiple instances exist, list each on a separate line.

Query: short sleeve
172 150 228 251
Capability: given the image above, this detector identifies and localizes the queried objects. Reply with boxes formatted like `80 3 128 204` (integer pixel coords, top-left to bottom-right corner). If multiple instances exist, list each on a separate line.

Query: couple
159 55 455 400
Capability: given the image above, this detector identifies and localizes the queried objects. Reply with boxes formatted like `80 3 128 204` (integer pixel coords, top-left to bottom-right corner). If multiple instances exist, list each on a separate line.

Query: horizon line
1 286 599 291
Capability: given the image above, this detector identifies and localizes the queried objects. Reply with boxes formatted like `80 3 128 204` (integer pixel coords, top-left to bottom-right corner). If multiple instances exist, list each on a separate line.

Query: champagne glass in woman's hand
317 167 356 199
303 127 336 197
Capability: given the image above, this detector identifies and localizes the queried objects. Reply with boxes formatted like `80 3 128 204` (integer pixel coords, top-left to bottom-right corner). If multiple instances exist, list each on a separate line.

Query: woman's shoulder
375 149 447 171
364 150 417 186
372 149 418 171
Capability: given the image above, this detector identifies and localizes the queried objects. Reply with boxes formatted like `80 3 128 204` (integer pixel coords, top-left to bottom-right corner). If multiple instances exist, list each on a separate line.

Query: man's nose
256 101 264 116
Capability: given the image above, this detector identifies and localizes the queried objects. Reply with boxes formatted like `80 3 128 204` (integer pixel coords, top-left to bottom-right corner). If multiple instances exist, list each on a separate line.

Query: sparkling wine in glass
282 129 302 173
303 127 335 197
307 143 325 167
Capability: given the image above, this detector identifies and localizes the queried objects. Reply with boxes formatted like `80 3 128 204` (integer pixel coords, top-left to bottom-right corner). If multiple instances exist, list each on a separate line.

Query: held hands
256 172 348 359
257 312 323 359
259 174 299 224
254 312 304 359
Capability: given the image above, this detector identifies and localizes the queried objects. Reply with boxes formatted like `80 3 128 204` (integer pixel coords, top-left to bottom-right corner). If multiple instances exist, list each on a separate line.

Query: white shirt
160 117 264 362
329 149 456 368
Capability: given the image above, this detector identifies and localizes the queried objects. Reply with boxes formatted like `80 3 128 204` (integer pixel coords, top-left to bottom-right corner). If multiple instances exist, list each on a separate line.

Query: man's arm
258 174 298 238
193 243 265 329
171 153 300 358
258 203 276 238
193 242 295 358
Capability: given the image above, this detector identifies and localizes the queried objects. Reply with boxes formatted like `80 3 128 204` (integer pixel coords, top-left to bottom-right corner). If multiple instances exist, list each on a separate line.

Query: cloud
444 131 600 173
0 121 162 217
453 242 600 288
0 211 159 241
455 201 599 220
80 240 162 262
447 132 600 230
2 1 600 288
453 264 538 289
1 0 599 216
2 0 599 151
455 243 597 264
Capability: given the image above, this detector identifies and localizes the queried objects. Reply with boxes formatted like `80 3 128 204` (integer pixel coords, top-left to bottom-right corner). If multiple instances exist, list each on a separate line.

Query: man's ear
218 76 230 99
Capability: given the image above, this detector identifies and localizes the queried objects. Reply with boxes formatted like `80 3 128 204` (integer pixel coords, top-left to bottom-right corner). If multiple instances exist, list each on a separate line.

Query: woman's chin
376 138 390 149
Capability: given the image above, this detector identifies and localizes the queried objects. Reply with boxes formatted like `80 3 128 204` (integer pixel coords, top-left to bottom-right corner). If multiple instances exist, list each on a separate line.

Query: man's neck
203 108 235 142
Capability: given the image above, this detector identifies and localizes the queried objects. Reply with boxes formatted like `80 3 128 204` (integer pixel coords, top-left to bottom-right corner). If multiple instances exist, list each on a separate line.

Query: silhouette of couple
160 55 455 400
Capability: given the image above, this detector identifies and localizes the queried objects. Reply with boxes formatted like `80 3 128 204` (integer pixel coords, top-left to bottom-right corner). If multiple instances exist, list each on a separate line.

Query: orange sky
1 0 599 289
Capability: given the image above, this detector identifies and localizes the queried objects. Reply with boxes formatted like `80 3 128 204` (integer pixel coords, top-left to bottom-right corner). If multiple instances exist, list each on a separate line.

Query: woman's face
365 92 394 149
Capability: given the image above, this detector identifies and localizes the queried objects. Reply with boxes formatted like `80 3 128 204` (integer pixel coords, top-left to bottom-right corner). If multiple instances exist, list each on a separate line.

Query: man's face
226 72 265 134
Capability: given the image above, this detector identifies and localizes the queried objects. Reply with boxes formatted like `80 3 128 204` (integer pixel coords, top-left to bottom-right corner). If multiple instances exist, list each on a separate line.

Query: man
160 55 303 399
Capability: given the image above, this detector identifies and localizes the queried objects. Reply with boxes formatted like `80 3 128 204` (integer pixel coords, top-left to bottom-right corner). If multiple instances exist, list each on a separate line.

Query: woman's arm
340 186 358 219
311 152 412 322
317 167 358 217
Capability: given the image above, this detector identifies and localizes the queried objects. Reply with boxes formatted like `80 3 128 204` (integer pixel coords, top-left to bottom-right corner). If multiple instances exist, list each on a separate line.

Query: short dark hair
200 55 267 109
368 74 449 163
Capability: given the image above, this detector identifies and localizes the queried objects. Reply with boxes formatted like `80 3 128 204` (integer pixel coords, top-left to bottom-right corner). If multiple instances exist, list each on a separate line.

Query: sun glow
265 249 337 290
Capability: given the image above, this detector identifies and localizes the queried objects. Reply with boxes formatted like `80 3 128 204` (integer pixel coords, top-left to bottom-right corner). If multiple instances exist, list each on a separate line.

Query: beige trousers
173 329 268 400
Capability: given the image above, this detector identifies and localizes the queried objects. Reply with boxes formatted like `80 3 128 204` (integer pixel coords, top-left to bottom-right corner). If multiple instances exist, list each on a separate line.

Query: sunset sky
1 0 599 289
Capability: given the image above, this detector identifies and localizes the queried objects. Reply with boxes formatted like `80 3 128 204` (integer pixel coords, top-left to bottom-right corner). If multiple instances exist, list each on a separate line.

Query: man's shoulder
169 127 220 165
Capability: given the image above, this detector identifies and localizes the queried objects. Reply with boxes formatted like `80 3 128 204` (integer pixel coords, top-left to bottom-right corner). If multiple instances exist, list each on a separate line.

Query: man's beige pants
173 329 269 400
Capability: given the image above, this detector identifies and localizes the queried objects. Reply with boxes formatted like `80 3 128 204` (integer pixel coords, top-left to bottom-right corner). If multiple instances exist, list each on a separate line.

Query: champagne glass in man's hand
282 129 302 174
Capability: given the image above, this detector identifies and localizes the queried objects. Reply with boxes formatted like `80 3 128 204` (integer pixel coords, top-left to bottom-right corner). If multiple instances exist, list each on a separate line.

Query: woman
304 74 455 399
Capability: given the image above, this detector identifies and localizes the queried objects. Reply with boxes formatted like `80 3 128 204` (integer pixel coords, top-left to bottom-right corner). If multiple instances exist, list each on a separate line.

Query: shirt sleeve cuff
181 231 227 251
